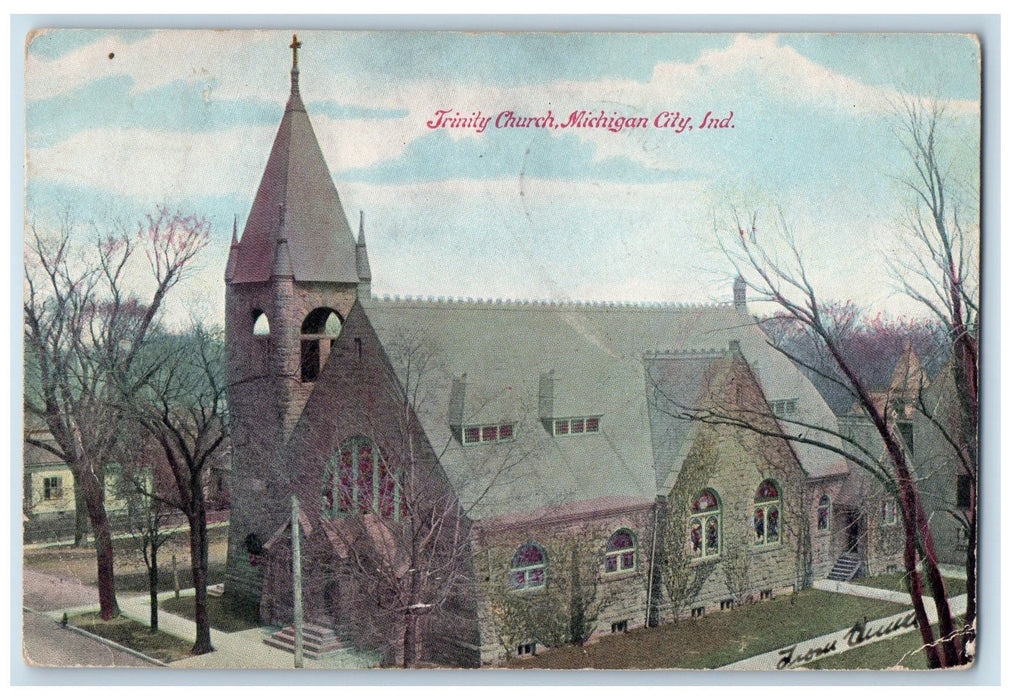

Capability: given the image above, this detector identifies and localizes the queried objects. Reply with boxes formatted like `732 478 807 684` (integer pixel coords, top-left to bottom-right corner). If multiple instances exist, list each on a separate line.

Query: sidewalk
719 580 968 670
115 590 380 669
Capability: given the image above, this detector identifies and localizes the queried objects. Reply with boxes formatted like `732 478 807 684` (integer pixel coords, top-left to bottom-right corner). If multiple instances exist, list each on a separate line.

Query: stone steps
827 552 862 582
264 623 345 659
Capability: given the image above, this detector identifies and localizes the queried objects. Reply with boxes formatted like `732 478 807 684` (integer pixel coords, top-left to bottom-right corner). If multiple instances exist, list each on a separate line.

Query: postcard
22 28 980 671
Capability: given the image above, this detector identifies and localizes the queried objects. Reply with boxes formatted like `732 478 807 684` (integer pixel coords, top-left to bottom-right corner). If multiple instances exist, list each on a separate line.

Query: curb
24 605 170 668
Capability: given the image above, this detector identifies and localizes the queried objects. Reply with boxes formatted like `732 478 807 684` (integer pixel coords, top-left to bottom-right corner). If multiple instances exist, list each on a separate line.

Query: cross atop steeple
289 34 302 96
290 34 302 70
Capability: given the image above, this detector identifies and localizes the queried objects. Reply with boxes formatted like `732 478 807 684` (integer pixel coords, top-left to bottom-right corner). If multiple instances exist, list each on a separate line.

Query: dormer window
459 422 515 445
769 399 797 417
551 416 601 437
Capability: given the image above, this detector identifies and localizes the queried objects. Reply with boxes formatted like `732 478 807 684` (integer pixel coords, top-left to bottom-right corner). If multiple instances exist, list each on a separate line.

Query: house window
321 437 400 519
689 489 721 558
881 498 897 525
460 423 515 444
817 494 831 531
754 479 781 546
760 589 773 600
720 598 734 611
551 416 601 436
611 620 628 633
509 543 547 591
604 529 636 573
956 475 972 510
516 642 536 656
770 399 797 417
43 476 63 500
691 606 705 618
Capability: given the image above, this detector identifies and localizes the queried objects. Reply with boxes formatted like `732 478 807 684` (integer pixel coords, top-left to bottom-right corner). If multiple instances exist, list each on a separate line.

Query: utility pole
292 494 304 668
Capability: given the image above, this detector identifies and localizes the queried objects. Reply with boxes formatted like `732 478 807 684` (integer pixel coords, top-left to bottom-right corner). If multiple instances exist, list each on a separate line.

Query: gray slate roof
231 71 360 284
363 298 847 521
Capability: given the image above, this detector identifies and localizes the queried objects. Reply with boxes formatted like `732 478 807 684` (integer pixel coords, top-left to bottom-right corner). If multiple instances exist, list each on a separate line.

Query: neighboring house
23 417 231 543
223 42 901 667
838 341 969 568
22 417 128 542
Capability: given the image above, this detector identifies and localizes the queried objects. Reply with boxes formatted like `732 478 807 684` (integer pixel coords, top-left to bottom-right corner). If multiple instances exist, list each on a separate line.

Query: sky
23 29 981 326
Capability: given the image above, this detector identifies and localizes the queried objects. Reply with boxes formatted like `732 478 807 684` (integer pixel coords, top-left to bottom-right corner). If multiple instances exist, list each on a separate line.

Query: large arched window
301 307 343 382
321 437 400 518
689 489 721 558
508 543 547 591
754 479 782 546
604 529 636 573
817 494 832 531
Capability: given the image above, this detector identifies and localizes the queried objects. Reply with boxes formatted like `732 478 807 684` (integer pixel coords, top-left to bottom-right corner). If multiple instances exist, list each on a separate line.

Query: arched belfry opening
301 307 343 382
252 309 271 336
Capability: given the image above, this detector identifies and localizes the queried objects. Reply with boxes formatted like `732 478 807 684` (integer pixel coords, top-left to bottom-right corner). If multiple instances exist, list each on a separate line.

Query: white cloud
26 29 279 101
27 125 276 198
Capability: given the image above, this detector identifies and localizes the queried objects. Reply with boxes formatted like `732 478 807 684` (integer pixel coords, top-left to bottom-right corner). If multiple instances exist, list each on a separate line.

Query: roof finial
231 215 238 245
290 34 302 70
289 34 302 95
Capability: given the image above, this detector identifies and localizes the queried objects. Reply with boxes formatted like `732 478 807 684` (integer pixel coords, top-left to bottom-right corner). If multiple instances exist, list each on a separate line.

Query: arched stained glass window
321 437 400 519
689 489 721 558
604 529 636 573
509 543 547 591
754 479 782 546
817 494 831 531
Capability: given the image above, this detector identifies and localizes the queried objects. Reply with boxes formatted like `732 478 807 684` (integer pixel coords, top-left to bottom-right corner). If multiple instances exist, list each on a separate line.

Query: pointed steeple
224 215 239 282
231 36 359 284
356 210 372 298
889 340 927 398
356 210 372 281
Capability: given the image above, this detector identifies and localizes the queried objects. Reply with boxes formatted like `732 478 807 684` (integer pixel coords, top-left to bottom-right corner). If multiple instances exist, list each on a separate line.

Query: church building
223 39 901 667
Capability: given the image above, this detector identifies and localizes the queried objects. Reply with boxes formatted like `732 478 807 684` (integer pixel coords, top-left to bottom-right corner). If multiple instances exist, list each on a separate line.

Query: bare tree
23 206 209 620
689 210 965 668
119 461 175 632
322 326 540 667
127 324 228 655
890 97 979 660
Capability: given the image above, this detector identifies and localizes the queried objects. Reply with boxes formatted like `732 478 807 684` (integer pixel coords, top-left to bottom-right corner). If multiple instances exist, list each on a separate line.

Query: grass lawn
25 527 230 596
161 594 261 633
70 613 192 663
853 572 967 598
507 589 909 669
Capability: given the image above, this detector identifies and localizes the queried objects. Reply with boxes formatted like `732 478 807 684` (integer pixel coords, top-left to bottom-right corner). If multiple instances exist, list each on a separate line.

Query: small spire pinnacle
358 210 365 244
289 34 302 96
231 215 238 245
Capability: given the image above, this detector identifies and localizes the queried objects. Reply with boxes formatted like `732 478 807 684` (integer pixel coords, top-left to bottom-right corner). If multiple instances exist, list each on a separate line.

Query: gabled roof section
646 351 723 492
231 39 359 284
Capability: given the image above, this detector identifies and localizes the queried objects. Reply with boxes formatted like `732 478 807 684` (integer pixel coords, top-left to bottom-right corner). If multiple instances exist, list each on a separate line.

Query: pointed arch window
321 436 400 519
604 528 636 573
817 494 832 531
689 489 721 558
508 543 547 591
252 309 271 336
754 479 781 546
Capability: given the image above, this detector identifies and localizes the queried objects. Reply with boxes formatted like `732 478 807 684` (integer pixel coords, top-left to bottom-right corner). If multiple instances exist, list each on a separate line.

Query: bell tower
224 36 372 603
